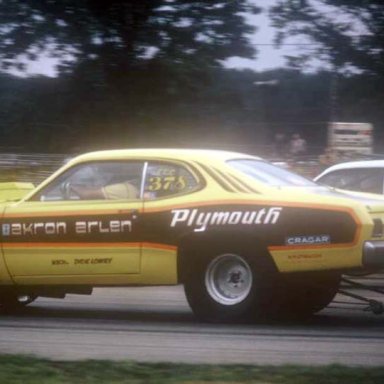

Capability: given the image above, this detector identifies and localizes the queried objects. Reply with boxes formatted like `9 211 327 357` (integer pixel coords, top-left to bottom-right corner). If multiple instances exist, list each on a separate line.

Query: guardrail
0 153 68 184
2 150 384 184
0 152 326 184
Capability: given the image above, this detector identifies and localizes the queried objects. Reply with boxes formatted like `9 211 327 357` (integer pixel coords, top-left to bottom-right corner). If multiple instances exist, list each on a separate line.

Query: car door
140 160 202 285
1 160 144 285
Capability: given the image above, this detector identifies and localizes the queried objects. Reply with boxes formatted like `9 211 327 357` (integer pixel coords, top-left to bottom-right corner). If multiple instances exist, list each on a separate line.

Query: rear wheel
183 245 341 322
205 253 253 305
184 246 278 323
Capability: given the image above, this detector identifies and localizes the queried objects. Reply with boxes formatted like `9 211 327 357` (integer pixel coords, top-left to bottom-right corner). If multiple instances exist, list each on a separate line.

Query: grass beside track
0 355 384 384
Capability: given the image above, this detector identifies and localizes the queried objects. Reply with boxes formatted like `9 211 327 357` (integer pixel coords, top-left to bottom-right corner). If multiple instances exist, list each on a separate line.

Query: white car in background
315 160 384 195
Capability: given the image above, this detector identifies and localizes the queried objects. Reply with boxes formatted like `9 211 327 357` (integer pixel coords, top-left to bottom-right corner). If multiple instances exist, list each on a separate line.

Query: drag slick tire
183 244 340 323
276 271 341 317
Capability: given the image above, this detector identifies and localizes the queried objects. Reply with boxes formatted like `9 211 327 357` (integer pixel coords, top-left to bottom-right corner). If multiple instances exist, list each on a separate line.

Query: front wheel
0 288 37 311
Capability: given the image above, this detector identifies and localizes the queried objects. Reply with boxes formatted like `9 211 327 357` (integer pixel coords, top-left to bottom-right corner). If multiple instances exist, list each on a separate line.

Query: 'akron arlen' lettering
1 220 132 237
170 207 282 232
2 222 67 236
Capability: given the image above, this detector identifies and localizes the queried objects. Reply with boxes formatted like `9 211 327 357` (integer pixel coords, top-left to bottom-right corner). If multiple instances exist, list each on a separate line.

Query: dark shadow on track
1 300 384 332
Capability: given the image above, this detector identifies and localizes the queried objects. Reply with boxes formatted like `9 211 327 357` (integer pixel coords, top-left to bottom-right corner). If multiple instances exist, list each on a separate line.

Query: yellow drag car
1 149 384 322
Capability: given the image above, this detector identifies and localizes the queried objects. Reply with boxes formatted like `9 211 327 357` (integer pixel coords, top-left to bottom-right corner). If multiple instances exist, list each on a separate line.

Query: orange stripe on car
2 241 176 252
2 242 142 248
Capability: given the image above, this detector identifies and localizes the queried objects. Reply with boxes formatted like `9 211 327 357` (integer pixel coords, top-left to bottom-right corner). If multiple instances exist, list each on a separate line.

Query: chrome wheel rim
205 254 253 305
16 295 35 305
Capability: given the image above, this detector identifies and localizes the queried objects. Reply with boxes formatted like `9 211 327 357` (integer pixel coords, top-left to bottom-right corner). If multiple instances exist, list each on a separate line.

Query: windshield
227 159 318 187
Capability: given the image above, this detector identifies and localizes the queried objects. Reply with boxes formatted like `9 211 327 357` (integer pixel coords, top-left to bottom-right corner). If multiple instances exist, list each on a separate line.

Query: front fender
0 203 13 284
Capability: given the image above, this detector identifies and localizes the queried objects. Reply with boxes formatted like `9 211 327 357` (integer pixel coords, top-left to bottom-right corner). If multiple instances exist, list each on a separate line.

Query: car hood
0 182 35 203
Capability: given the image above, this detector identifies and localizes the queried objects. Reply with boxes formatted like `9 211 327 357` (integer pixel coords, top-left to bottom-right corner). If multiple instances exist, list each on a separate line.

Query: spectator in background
273 132 286 159
289 133 307 161
319 147 339 167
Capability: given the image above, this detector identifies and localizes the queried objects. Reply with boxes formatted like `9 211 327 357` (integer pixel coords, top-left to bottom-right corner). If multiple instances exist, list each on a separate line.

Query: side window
318 171 347 188
320 168 384 194
144 162 200 199
351 169 384 194
34 161 144 201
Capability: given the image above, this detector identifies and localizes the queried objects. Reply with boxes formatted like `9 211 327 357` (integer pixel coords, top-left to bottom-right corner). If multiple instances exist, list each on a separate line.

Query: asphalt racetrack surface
0 286 384 366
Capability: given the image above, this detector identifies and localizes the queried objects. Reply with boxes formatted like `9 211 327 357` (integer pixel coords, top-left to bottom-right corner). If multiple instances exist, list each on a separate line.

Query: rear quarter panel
143 188 372 274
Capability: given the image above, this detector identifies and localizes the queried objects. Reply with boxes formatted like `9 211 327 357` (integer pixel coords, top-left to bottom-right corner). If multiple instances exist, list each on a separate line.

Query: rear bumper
363 241 384 268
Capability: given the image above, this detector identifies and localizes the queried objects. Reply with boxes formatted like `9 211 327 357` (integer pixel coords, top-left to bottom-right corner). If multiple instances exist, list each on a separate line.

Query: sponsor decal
288 254 322 259
170 207 282 232
1 220 132 237
74 257 113 265
51 258 113 266
2 222 67 236
285 234 331 246
75 220 132 234
52 259 69 265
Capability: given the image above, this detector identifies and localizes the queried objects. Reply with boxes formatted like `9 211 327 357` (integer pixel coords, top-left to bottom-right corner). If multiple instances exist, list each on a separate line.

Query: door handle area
118 209 140 216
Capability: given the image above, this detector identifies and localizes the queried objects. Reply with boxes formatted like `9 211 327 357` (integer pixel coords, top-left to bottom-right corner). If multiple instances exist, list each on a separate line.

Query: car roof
70 148 261 165
315 159 384 180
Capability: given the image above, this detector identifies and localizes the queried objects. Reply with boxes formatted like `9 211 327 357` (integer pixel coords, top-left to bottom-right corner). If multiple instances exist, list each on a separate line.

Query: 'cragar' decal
170 207 282 232
285 235 331 246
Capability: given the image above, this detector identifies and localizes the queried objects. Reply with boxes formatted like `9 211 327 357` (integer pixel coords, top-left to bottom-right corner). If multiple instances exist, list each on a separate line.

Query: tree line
0 1 383 155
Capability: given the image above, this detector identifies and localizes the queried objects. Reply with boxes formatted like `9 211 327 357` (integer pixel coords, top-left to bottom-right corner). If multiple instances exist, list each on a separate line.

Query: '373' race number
148 176 186 191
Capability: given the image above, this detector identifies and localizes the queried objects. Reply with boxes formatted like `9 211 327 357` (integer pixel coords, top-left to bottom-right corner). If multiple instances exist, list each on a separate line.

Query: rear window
227 159 317 187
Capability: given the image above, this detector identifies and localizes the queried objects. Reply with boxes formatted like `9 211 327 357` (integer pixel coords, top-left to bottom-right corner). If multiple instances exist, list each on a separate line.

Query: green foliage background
0 1 383 154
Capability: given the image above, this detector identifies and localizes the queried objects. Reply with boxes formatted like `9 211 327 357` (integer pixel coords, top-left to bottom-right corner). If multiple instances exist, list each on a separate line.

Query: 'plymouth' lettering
170 207 282 232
